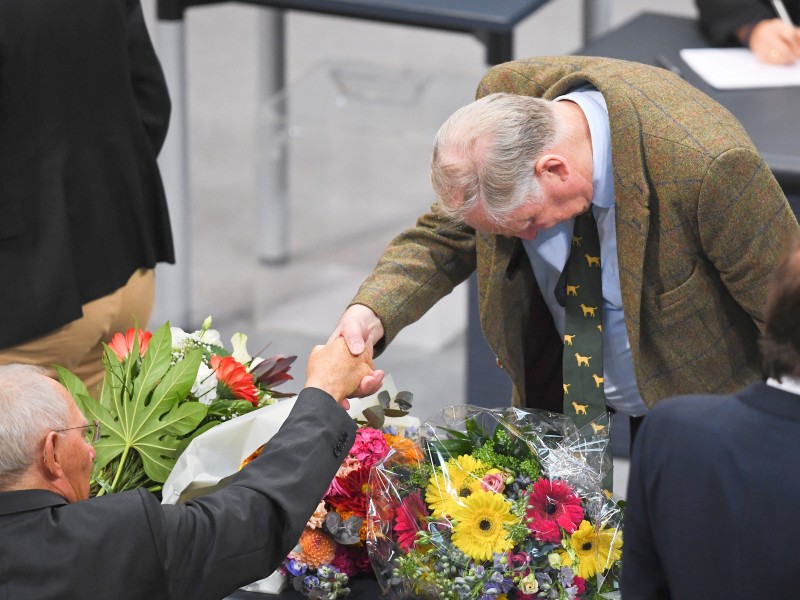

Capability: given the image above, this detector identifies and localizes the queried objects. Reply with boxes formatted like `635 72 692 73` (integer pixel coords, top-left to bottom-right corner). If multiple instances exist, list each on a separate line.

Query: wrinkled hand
749 18 800 64
305 337 383 410
327 305 385 397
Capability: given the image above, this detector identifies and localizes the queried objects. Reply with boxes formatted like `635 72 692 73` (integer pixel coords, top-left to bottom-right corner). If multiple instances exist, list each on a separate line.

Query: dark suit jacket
352 56 798 411
0 389 356 600
0 0 174 349
696 0 800 46
622 381 800 598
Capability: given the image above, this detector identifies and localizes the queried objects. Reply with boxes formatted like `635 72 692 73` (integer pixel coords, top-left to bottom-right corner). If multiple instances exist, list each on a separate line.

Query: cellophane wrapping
367 405 623 599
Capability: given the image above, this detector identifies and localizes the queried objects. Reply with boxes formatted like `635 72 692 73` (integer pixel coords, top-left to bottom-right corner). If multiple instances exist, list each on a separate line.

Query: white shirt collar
553 87 614 209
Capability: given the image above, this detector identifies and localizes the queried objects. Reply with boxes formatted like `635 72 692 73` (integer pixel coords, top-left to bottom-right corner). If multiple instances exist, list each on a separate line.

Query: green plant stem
103 445 131 496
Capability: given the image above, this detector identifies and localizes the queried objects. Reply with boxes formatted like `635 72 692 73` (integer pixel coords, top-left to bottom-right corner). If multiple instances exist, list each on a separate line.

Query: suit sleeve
147 388 357 600
124 0 171 154
696 0 775 46
619 416 671 598
351 203 477 352
696 147 799 328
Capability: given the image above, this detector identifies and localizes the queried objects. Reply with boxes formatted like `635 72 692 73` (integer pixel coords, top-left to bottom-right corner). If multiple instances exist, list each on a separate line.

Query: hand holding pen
746 0 800 65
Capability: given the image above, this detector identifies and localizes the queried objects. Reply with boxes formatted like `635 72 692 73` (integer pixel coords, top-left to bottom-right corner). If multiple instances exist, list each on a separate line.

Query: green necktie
559 209 607 433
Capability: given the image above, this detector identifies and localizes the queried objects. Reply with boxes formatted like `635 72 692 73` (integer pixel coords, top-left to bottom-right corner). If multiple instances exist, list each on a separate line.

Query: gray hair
0 364 70 489
430 92 562 226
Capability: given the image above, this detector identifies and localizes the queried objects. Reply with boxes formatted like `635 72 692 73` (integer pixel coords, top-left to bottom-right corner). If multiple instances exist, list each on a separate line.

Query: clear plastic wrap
367 405 622 599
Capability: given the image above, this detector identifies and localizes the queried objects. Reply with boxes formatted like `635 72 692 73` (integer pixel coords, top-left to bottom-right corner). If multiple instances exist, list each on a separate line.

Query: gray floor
142 0 698 496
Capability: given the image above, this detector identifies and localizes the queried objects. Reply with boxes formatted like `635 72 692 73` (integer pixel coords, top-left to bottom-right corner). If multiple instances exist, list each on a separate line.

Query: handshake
304 337 384 410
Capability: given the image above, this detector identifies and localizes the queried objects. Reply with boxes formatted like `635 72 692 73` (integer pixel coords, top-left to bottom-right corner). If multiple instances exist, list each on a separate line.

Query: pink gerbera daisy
326 466 371 517
526 478 584 543
393 492 429 552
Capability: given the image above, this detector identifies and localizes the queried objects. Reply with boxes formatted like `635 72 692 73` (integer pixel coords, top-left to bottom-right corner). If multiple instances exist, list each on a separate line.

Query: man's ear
42 431 65 480
534 154 570 182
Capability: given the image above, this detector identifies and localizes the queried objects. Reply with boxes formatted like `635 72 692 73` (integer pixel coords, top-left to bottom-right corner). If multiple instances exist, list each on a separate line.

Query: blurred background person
0 0 173 390
622 235 800 598
697 0 800 64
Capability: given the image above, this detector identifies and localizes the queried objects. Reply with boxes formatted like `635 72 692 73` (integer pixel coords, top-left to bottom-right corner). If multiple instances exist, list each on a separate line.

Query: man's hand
749 18 800 64
305 337 383 410
327 305 385 397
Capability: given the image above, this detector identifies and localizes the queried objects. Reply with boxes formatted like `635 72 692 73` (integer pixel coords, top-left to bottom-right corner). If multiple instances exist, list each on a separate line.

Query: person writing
0 338 378 599
330 56 798 443
622 235 800 598
696 0 800 64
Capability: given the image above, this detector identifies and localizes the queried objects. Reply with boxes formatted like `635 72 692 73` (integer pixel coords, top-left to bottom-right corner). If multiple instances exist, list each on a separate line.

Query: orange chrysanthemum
238 444 264 470
210 355 259 406
298 527 337 568
108 328 152 361
383 434 423 463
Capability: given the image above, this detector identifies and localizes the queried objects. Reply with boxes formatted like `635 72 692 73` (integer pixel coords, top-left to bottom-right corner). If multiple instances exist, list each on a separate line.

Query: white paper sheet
680 48 800 89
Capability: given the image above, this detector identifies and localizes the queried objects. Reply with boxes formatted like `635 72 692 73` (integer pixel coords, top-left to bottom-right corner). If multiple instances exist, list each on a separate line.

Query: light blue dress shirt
522 87 648 417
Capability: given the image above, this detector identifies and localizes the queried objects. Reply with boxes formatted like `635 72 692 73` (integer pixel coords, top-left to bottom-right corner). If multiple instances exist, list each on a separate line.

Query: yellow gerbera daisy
425 455 488 518
450 490 516 561
560 520 623 579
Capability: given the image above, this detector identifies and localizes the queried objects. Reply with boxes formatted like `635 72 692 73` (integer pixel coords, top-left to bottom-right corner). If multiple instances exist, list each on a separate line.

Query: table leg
155 18 192 327
583 0 612 43
256 8 289 264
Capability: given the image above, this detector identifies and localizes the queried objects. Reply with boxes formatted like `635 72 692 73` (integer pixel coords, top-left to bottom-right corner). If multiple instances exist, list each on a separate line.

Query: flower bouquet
280 417 422 599
366 405 623 599
57 317 295 497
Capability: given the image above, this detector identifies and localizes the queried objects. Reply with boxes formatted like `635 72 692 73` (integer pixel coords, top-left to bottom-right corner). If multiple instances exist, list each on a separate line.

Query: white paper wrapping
161 376 417 594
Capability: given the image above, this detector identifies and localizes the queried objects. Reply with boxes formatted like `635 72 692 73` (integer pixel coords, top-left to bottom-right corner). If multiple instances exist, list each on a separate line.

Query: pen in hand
771 0 794 26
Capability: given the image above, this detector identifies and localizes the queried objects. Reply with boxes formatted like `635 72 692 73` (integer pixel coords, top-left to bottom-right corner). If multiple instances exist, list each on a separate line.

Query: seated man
0 338 379 599
621 236 800 598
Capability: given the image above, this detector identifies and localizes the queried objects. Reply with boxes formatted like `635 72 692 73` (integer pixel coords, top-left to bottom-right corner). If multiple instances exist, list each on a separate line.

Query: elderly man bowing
330 56 799 441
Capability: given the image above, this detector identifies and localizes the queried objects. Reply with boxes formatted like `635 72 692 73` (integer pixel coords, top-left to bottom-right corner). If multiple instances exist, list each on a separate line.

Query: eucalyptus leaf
362 405 385 429
376 389 391 408
394 390 414 411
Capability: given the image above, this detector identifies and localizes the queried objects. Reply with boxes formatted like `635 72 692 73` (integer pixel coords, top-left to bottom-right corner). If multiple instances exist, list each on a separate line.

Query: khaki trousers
0 269 155 393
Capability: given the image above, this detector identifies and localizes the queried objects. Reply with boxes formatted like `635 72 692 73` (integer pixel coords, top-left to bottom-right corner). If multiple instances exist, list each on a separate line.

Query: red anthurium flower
526 478 584 543
108 328 152 361
210 355 259 406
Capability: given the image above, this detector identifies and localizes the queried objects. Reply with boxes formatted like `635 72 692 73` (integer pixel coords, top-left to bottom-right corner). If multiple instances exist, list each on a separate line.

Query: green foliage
56 322 208 496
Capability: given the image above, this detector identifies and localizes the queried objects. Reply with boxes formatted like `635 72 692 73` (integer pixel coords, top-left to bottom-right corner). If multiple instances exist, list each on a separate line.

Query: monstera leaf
57 322 208 495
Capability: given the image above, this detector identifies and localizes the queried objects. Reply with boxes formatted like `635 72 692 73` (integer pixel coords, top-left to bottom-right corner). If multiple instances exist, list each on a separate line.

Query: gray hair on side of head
0 364 69 489
430 92 562 226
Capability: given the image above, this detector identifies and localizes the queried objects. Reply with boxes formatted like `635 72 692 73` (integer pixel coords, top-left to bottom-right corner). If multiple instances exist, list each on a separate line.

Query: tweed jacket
352 56 799 411
0 389 357 600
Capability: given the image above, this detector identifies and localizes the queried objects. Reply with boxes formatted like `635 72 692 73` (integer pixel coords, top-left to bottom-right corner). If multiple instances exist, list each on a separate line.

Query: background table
577 11 800 208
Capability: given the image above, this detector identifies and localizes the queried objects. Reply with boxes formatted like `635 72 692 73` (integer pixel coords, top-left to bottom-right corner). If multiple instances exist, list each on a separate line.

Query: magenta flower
525 478 584 543
349 428 390 468
393 492 429 552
